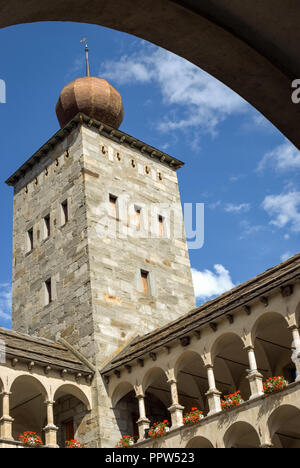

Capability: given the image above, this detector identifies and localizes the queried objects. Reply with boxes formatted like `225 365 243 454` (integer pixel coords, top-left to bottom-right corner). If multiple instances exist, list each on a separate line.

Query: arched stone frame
251 312 295 383
9 374 49 442
267 404 300 448
173 350 207 415
108 381 140 441
0 2 300 151
185 436 214 449
53 383 92 411
141 366 171 427
111 381 135 409
210 332 249 400
53 383 92 448
223 421 261 448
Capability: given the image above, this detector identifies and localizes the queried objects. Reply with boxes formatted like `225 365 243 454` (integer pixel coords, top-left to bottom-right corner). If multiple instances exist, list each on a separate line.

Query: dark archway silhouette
1 1 300 148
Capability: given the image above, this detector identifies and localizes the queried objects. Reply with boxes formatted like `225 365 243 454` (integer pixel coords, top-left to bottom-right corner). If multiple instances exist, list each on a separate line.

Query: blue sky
0 21 299 327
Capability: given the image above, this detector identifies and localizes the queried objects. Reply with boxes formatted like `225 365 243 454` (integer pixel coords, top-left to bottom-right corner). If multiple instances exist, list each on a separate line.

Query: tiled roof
0 327 92 374
101 252 300 374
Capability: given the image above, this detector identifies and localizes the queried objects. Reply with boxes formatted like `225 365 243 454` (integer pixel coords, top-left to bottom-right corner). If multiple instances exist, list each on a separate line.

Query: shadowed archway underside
1 0 300 148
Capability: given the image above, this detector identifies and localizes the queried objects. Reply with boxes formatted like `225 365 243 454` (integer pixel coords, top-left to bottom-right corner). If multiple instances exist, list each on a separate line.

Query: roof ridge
0 327 66 350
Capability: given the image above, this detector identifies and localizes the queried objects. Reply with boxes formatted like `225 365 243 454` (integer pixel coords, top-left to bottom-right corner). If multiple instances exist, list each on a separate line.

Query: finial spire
80 37 90 77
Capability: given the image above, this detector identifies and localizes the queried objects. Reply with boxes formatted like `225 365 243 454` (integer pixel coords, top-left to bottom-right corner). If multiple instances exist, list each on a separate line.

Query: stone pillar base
137 417 150 442
168 404 184 429
0 416 14 440
43 424 59 448
205 389 222 415
247 371 264 399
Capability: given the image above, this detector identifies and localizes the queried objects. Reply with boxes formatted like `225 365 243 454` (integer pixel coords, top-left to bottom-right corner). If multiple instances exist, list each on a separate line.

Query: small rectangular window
61 200 69 226
45 278 52 305
43 214 50 239
158 215 164 238
141 270 149 295
135 206 141 230
109 194 118 219
27 228 34 252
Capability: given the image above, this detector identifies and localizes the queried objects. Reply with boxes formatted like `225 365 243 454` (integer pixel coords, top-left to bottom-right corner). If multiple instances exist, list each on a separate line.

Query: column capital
0 416 14 423
205 363 214 370
45 400 55 406
135 392 145 400
0 391 12 397
43 423 59 433
244 344 255 352
205 388 221 397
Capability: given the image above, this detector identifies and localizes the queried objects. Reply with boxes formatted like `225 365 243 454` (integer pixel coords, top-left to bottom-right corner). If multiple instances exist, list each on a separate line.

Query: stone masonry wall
10 121 196 446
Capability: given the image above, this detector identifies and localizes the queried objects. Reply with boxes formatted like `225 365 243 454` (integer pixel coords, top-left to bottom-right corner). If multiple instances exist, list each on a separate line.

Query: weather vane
80 37 90 77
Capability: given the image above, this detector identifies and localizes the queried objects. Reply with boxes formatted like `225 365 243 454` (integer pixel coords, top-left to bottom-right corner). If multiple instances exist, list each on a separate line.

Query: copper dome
56 76 124 129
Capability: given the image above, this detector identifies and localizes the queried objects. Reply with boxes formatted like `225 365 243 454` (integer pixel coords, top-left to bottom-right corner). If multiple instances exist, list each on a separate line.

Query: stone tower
6 69 196 446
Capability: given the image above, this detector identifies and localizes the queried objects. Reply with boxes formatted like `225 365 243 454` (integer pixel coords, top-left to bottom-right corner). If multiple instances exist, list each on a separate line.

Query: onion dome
56 76 124 129
56 43 124 129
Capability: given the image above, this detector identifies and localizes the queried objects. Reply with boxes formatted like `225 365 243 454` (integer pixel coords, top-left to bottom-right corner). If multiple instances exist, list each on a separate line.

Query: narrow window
44 214 51 239
141 270 149 295
109 194 118 219
61 200 69 226
45 278 52 305
27 228 34 252
158 215 164 238
135 206 141 230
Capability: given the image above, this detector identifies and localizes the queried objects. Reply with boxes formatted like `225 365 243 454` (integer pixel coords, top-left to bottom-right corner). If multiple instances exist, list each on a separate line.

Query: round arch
54 383 91 411
174 350 204 379
9 374 49 442
174 351 207 414
268 404 300 448
223 421 261 448
111 381 135 408
0 2 300 150
186 436 214 449
251 312 295 383
9 374 49 400
211 333 249 400
251 311 290 344
142 366 168 394
210 332 246 363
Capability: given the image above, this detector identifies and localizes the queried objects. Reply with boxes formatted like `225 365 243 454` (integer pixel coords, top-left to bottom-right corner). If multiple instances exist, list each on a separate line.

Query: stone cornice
5 113 184 187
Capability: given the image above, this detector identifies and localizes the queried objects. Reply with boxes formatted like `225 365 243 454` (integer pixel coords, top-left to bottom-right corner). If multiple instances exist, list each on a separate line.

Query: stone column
290 326 300 381
43 401 59 448
245 346 264 399
0 392 14 440
205 365 222 415
135 389 150 442
166 371 184 429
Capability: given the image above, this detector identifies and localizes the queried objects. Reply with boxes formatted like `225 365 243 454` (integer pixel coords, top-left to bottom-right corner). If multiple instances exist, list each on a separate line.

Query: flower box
183 407 204 425
65 439 88 448
221 391 244 411
115 435 135 448
263 376 288 395
19 431 43 448
148 420 170 438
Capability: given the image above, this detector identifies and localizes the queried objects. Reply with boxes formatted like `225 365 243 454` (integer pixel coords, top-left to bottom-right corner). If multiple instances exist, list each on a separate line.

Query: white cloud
0 283 11 322
191 265 235 301
225 203 251 213
258 140 300 172
262 191 300 232
101 46 247 136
